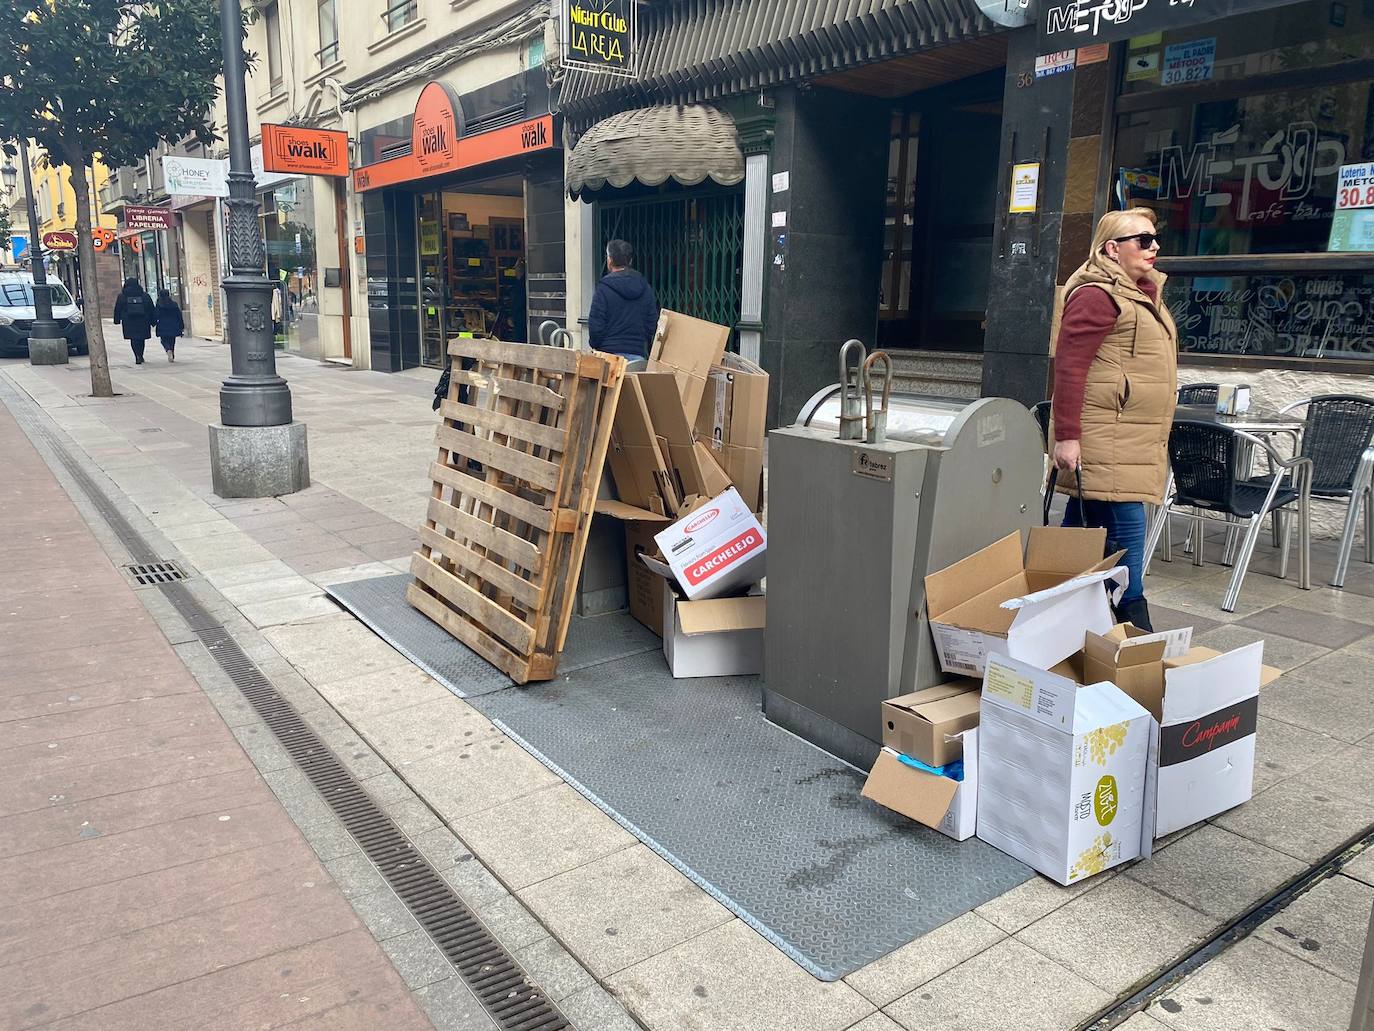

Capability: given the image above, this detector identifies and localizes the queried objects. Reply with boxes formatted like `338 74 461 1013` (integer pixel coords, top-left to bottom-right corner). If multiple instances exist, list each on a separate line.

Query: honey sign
562 0 635 74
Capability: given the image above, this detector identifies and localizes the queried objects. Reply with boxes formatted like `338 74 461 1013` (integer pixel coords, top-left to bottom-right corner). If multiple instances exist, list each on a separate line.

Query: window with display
1113 0 1374 360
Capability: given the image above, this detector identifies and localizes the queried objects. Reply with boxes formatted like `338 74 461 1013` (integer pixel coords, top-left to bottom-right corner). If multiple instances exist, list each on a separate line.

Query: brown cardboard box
607 376 680 517
924 528 1126 676
623 517 669 637
647 310 729 421
695 354 769 513
639 372 727 504
881 681 982 768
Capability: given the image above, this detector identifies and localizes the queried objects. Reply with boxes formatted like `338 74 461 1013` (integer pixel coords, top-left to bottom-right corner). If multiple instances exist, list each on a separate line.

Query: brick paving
0 401 434 1031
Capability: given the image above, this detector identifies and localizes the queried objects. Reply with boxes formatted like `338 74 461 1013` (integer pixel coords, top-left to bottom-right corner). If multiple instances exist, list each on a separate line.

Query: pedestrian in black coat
112 278 155 364
153 289 185 363
588 239 659 359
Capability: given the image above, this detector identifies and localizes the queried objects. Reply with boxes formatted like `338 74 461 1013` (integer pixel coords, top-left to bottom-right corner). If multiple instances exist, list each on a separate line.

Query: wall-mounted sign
41 230 78 252
90 227 117 252
1035 50 1077 78
1040 0 1295 52
354 107 554 193
1009 163 1042 213
162 155 228 197
412 81 464 175
261 123 350 177
123 205 178 232
561 0 635 76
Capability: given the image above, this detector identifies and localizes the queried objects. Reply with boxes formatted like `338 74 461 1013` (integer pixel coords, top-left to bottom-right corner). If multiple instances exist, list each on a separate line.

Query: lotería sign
562 0 635 75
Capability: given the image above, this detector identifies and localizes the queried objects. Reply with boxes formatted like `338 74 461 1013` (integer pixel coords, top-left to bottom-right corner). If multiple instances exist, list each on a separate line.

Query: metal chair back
1295 395 1374 496
1168 419 1237 513
1177 382 1220 406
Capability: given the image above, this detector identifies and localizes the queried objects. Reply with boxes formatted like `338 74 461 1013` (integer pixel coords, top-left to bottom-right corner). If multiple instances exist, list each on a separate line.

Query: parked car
0 272 88 358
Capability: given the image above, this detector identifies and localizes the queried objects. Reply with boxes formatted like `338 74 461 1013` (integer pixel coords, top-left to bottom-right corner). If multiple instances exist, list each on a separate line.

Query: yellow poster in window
1009 163 1040 214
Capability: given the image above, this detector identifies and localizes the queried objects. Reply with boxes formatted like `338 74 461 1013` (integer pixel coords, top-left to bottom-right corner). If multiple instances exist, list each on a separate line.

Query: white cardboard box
661 579 765 678
1144 641 1268 842
861 728 978 842
977 653 1151 885
925 529 1127 677
653 487 766 600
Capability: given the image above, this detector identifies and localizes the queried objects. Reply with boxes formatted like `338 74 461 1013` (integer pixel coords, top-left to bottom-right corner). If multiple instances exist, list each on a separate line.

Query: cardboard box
653 487 766 600
861 729 978 841
607 376 680 517
647 309 730 422
660 581 765 678
881 682 982 768
638 371 732 505
695 354 769 513
1082 624 1194 723
977 653 1152 885
924 528 1128 677
623 517 669 637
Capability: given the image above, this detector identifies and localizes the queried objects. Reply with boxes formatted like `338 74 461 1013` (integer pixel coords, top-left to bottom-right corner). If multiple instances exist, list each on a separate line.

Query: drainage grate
124 561 188 586
2 381 571 1031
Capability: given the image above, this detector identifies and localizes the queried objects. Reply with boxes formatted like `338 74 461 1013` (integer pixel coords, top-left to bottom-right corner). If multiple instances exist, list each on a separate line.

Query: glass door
417 191 446 368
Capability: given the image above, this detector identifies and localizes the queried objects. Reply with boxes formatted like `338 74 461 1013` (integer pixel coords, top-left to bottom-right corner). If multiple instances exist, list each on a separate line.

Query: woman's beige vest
1052 257 1178 503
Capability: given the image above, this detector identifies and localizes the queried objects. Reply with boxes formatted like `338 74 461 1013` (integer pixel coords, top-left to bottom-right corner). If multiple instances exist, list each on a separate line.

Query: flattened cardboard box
695 353 768 513
606 375 679 517
881 682 981 768
647 309 729 422
977 653 1151 885
638 371 732 505
862 728 978 842
924 527 1127 676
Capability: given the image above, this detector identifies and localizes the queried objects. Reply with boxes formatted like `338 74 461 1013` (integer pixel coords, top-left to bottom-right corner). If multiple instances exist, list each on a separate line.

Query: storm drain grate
123 561 188 586
0 384 571 1031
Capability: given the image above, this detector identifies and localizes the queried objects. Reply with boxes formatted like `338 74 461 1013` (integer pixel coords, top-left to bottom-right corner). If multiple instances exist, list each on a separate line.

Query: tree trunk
65 143 113 398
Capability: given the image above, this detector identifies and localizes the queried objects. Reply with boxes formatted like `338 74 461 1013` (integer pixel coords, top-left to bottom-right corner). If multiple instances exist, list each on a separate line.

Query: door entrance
414 175 528 369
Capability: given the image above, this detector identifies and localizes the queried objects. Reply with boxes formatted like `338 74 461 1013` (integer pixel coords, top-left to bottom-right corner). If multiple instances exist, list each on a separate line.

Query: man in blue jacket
588 239 658 358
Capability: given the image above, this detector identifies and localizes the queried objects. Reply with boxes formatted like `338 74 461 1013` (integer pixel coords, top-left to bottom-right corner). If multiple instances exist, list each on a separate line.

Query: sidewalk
0 396 433 1030
4 330 1373 1031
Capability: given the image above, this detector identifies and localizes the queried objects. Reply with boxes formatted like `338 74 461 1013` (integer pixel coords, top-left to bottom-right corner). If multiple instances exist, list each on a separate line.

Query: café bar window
1112 0 1374 362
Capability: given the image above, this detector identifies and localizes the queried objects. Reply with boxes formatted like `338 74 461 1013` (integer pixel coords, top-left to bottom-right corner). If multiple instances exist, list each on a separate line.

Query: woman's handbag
1043 464 1123 560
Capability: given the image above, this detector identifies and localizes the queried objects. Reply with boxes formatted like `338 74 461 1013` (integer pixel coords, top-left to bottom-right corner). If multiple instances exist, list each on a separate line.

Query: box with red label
653 487 766 600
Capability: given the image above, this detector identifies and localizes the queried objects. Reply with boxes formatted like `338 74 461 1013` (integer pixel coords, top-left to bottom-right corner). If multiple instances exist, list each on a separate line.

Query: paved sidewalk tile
843 912 1005 1008
1254 873 1374 984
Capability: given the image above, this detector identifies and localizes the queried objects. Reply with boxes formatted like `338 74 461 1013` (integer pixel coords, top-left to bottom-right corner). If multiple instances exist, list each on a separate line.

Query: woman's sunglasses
1113 232 1159 249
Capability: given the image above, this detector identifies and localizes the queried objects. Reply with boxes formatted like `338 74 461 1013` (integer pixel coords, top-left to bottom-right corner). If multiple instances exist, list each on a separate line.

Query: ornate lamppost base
208 421 311 498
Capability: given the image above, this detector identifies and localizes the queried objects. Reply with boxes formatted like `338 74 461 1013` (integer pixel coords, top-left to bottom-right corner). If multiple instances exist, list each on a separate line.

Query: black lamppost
208 0 309 496
3 140 68 365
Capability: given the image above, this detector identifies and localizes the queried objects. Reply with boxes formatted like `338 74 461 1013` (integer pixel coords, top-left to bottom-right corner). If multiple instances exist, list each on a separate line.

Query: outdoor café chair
1149 419 1312 612
1273 395 1374 588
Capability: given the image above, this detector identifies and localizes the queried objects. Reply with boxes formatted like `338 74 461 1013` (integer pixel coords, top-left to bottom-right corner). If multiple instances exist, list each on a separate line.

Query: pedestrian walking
153 288 184 362
588 239 658 359
112 277 155 365
1049 207 1177 632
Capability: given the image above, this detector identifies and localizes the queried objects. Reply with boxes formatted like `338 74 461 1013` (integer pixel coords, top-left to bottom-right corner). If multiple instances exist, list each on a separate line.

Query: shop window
263 2 283 90
317 0 339 66
384 0 418 32
359 115 412 165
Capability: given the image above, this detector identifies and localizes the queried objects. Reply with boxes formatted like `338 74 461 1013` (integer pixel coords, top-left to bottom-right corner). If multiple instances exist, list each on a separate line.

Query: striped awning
566 104 744 197
557 0 999 133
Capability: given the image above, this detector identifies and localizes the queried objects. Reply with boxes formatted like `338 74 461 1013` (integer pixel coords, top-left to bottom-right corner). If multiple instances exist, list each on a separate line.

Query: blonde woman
1050 208 1178 631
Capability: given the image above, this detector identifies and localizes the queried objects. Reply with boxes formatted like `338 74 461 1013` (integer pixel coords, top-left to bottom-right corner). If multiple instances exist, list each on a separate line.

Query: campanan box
977 653 1151 885
924 528 1127 677
653 487 766 601
861 728 978 842
881 682 982 768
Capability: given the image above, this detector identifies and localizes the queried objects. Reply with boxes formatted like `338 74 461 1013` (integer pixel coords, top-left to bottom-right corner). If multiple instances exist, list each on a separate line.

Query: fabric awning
566 105 745 198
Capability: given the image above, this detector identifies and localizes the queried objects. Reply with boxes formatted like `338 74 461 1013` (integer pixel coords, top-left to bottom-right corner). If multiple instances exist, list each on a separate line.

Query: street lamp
1 161 16 193
207 0 309 497
11 139 68 366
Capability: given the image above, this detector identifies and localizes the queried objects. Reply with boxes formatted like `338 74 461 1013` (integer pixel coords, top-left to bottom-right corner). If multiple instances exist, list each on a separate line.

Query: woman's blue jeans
1063 497 1147 604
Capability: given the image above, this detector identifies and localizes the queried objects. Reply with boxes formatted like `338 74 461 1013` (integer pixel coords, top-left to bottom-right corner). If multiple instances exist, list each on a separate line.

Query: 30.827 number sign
1336 164 1374 211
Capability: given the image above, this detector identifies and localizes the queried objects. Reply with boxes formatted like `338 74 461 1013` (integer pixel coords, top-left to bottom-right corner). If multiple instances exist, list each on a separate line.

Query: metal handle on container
550 327 576 349
863 350 893 444
537 320 560 346
838 339 867 440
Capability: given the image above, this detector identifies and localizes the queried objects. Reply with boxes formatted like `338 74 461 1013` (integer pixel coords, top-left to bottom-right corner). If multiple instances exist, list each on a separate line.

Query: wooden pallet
407 338 626 684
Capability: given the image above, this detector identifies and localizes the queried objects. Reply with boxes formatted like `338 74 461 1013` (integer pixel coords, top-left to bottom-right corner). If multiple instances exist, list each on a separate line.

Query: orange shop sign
261 123 350 177
354 81 554 193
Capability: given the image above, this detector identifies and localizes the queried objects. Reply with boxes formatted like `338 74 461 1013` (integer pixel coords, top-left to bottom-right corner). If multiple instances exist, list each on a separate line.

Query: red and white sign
41 230 77 252
654 487 767 600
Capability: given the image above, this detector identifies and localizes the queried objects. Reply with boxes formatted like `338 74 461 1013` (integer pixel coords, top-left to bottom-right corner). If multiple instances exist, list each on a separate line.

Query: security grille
598 187 744 333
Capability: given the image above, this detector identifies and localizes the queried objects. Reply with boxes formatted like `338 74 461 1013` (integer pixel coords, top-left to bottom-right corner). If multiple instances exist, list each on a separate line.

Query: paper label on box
1118 626 1192 660
984 662 1035 711
682 528 764 587
932 625 990 675
1158 696 1258 767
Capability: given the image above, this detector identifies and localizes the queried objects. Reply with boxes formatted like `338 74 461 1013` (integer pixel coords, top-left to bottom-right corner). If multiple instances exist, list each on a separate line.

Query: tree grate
0 385 571 1031
123 561 188 586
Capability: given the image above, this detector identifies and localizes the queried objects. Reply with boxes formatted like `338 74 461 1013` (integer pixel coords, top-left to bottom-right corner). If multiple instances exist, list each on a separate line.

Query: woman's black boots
1114 597 1153 632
